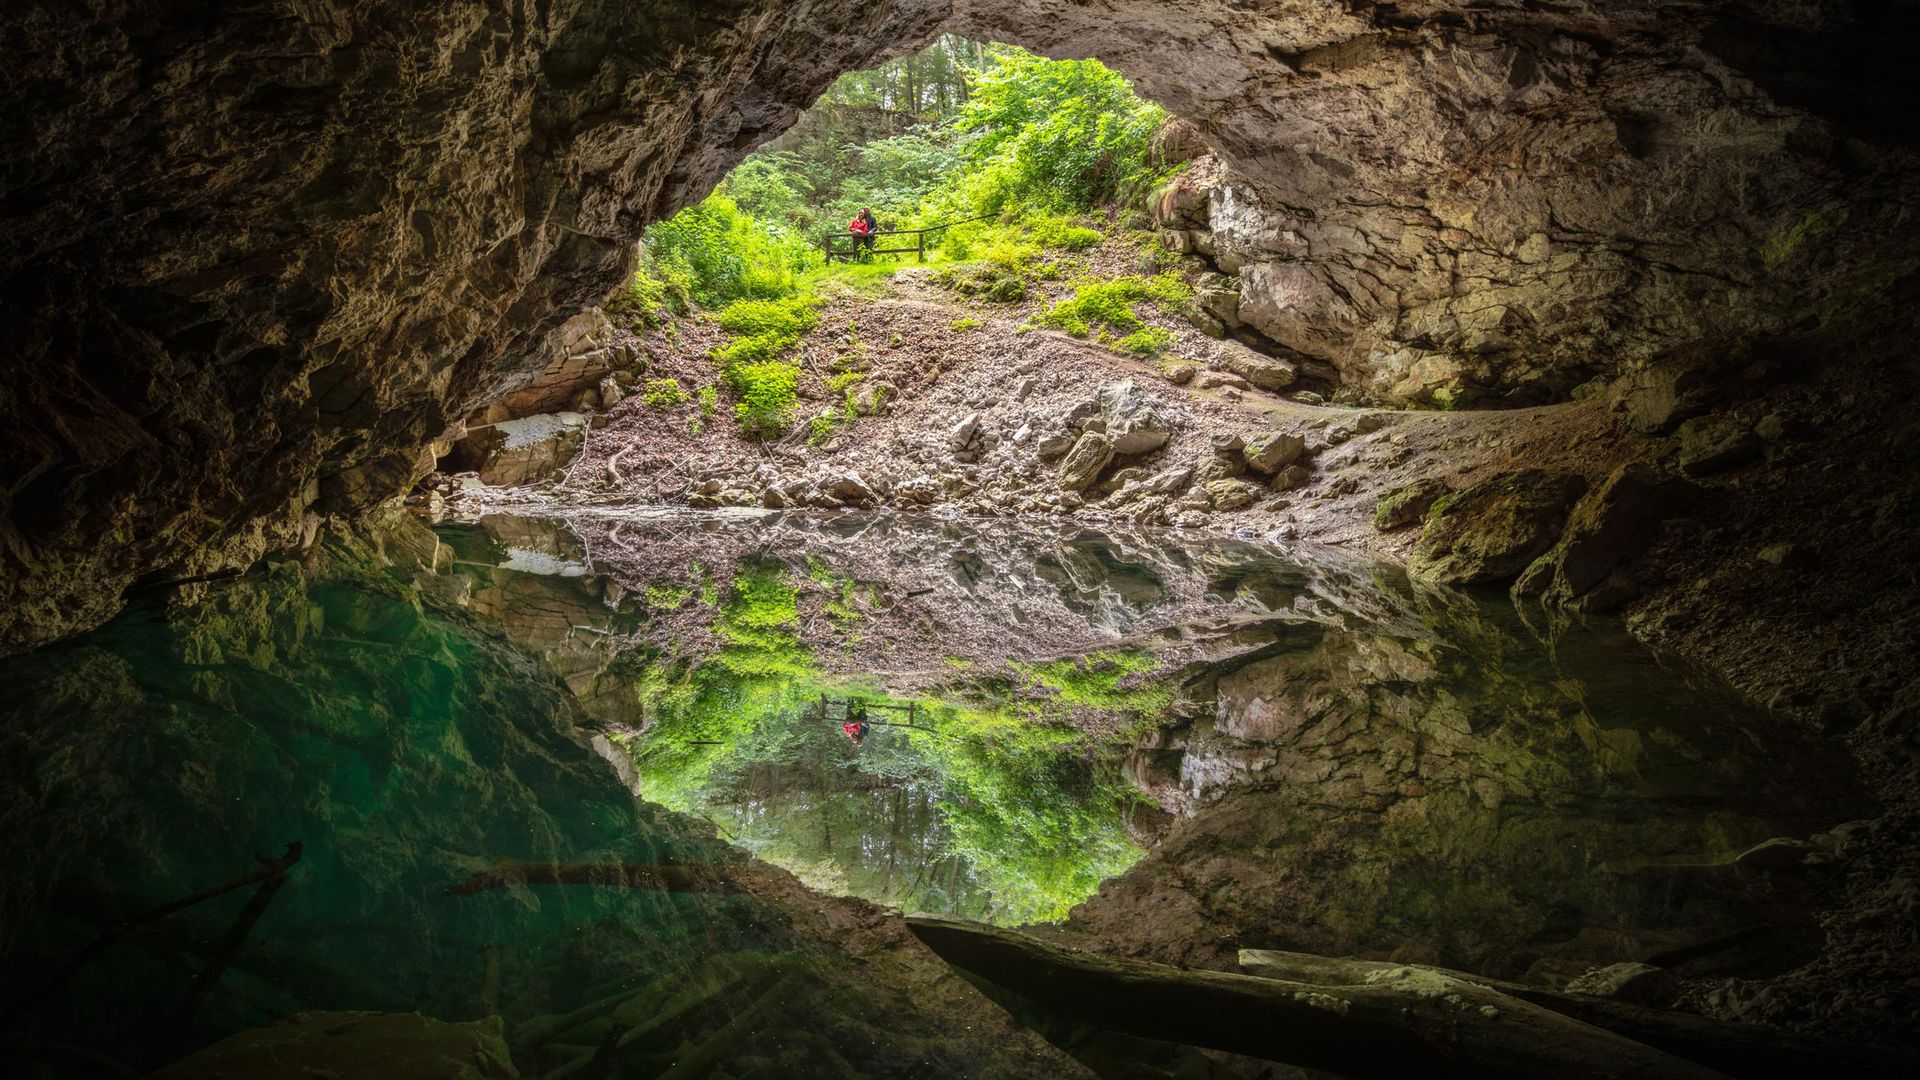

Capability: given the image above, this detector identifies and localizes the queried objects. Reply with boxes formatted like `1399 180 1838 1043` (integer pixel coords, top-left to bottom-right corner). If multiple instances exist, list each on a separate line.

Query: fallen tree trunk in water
905 916 1726 1080
1239 948 1920 1080
443 859 769 896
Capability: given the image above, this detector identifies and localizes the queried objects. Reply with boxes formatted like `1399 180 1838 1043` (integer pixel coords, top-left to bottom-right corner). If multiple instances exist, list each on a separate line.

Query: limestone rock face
6 0 1920 649
0 0 949 652
1373 478 1451 532
951 0 1920 406
1513 464 1697 611
1410 471 1588 585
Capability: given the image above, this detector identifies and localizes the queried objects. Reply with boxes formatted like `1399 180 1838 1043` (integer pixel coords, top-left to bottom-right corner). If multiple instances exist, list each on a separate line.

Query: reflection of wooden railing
821 215 991 263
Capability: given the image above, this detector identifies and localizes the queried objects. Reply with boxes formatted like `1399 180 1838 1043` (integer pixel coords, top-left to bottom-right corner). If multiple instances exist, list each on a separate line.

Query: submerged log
905 916 1725 1080
1239 948 1920 1080
443 859 767 896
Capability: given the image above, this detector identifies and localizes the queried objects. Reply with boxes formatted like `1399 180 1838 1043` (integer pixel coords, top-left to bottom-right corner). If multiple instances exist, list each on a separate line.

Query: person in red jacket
848 207 880 257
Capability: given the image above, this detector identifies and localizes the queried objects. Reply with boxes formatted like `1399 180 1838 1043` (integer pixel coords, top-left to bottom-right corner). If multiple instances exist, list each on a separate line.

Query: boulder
1035 432 1077 458
852 381 896 416
1096 380 1175 454
1566 963 1679 1008
1271 464 1311 491
1196 453 1245 483
1163 362 1197 385
1195 370 1251 391
1410 470 1588 585
1373 477 1450 531
1058 432 1116 492
1146 463 1196 494
1215 340 1297 391
1205 478 1262 510
1512 463 1697 610
1676 414 1763 476
1242 432 1306 474
822 472 876 504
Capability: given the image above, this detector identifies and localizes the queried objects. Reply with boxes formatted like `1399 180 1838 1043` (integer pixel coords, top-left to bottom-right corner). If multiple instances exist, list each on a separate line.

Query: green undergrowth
1031 273 1192 346
709 294 824 436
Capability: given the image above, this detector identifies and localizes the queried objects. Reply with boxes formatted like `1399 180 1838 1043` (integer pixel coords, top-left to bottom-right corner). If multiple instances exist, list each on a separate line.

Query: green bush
1034 274 1192 337
640 194 817 308
604 268 680 329
727 361 800 435
716 295 820 338
1118 327 1175 356
642 378 691 408
1029 214 1103 252
713 331 797 370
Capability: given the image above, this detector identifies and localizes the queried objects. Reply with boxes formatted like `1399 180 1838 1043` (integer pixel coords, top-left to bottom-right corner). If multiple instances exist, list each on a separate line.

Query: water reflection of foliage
620 562 1155 924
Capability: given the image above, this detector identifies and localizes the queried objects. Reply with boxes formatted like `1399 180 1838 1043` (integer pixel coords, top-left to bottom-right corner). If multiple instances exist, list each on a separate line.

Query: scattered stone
1195 370 1251 391
949 412 984 452
1204 478 1262 511
1410 470 1588 585
1373 477 1451 531
596 373 626 408
1755 542 1810 569
1676 414 1763 476
1242 432 1306 474
852 381 896 416
821 473 875 504
1146 463 1196 494
1163 363 1197 385
1211 433 1246 453
1214 340 1297 390
1754 411 1787 442
1096 381 1175 454
1566 963 1679 1008
1036 432 1076 458
1271 464 1311 491
1291 391 1326 405
1058 432 1116 492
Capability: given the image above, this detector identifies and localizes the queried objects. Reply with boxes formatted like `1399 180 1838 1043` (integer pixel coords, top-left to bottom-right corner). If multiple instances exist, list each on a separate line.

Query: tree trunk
1239 949 1920 1080
905 917 1725 1080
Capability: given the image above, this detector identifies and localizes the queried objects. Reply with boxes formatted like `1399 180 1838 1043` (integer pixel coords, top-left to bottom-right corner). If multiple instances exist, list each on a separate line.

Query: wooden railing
821 215 990 264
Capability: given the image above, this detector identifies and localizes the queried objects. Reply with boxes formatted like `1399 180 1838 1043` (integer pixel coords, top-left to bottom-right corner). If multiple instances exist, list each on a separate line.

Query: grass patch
1032 273 1191 338
641 378 691 408
1118 326 1175 356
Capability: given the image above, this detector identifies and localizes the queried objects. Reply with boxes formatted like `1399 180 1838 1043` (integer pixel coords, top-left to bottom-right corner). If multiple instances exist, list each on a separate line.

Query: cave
2 1 1918 1077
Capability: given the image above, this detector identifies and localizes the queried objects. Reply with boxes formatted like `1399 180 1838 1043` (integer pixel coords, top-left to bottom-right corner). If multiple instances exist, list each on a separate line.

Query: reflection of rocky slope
0 524 1079 1077
1076 582 1895 1040
448 508 1456 684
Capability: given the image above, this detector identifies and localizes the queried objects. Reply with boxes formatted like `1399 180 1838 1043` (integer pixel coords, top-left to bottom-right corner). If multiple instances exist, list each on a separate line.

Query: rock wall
957 1 1920 407
5 0 1918 651
0 0 948 653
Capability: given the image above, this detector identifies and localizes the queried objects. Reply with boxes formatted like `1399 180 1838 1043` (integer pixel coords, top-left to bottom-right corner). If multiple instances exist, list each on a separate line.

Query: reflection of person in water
842 700 870 744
